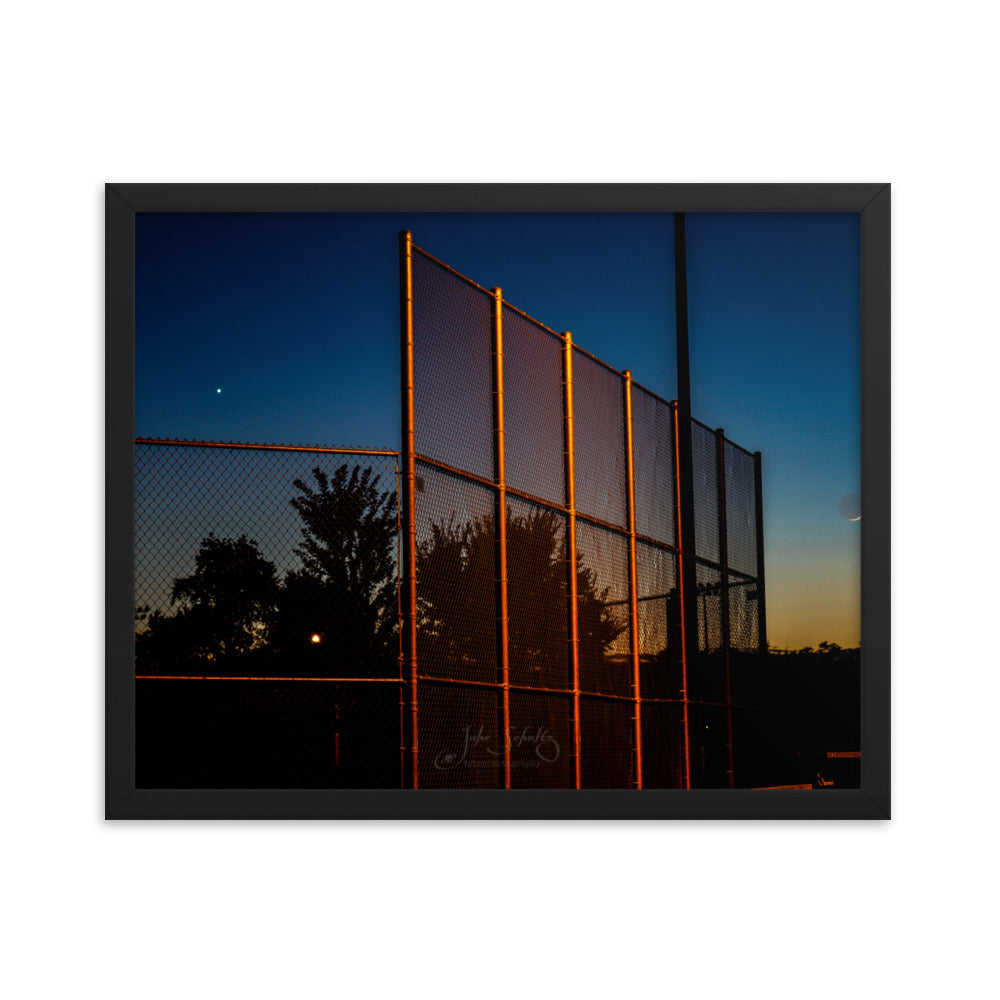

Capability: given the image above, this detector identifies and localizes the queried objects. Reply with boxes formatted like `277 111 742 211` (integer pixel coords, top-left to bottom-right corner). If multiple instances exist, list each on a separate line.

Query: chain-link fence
402 236 765 789
134 442 403 788
134 235 765 790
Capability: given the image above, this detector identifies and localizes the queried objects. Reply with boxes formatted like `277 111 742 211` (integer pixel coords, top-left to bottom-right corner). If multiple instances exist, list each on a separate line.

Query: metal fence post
399 231 419 789
753 451 768 656
716 428 735 789
563 332 582 789
674 214 698 788
491 288 511 790
623 371 643 789
672 403 693 789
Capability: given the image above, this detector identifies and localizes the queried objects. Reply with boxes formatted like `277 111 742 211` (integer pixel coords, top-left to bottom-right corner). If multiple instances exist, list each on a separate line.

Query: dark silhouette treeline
416 507 624 688
732 642 861 788
135 461 859 789
137 464 398 679
136 463 401 787
137 470 623 682
136 463 627 787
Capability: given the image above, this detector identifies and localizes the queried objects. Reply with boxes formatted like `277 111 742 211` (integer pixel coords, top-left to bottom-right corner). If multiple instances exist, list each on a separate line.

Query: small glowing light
310 633 322 644
216 388 222 394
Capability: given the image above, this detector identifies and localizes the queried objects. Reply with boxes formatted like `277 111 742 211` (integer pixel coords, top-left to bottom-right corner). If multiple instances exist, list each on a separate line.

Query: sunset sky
136 211 860 649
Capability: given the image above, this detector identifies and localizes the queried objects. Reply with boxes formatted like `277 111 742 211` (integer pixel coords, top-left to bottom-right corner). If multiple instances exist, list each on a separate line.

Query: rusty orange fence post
623 371 643 789
716 428 735 789
399 230 419 789
672 403 693 789
491 288 511 789
563 332 582 789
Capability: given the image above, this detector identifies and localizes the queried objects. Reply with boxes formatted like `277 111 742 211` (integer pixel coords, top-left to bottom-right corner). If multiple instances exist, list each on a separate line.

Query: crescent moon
838 493 861 521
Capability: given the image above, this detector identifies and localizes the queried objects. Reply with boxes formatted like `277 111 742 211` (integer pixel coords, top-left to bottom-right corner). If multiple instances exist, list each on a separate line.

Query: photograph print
128 199 865 796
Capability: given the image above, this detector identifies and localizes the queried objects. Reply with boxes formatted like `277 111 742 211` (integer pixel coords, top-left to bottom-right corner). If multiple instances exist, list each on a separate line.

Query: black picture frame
106 183 890 820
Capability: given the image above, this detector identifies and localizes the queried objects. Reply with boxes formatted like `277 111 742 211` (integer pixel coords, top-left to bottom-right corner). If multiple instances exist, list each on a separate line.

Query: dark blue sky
136 211 860 647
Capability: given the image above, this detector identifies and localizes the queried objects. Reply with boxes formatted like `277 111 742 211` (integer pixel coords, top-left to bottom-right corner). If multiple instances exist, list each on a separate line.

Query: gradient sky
136 211 860 649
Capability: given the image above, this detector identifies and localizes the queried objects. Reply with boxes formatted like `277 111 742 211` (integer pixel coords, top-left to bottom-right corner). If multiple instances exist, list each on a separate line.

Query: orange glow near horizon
765 568 860 650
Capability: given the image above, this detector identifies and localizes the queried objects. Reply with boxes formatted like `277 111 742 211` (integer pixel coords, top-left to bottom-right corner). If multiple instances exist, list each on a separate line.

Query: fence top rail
630 380 677 412
724 437 757 459
411 243 493 296
687 419 757 459
571 341 626 378
135 437 400 457
499 299 562 339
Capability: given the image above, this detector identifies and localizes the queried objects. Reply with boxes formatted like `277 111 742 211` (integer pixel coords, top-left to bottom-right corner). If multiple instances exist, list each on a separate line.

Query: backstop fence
400 234 765 789
133 234 765 790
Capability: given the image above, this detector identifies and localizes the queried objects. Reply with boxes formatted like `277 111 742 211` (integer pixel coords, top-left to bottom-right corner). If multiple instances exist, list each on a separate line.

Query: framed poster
106 183 889 819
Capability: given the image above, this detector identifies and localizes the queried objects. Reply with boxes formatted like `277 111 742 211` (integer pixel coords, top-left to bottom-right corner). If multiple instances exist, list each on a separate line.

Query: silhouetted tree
270 464 398 675
416 506 623 679
136 533 279 671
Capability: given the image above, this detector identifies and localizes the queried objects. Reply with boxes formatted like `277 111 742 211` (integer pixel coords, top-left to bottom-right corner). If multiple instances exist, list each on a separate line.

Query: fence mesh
580 696 634 788
575 520 631 697
417 680 502 789
501 307 566 507
636 541 682 701
412 250 494 480
640 701 687 789
406 237 763 789
506 495 569 690
690 560 727 705
135 443 401 681
571 349 628 529
509 690 574 788
413 460 497 685
134 443 403 788
632 385 676 546
724 441 757 577
691 420 720 563
728 573 760 654
133 237 767 791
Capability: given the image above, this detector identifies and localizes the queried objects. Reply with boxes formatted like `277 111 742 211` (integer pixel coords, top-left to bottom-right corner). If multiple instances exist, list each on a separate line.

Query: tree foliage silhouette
136 533 279 671
416 505 623 684
270 464 398 675
137 464 398 677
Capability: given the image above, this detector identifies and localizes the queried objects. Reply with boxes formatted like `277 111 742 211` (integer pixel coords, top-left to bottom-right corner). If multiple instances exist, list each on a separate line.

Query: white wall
2 4 994 998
